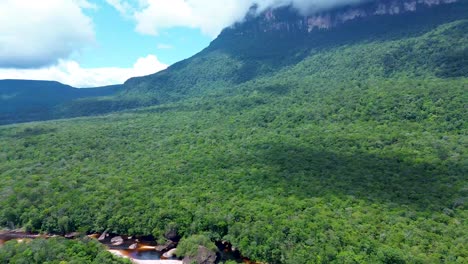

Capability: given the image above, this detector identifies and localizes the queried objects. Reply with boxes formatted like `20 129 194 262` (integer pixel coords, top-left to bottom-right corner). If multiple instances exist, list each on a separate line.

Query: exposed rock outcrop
182 246 217 264
228 0 461 35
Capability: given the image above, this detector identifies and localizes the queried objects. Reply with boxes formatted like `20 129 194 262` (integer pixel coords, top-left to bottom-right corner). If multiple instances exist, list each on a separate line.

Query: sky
0 0 368 87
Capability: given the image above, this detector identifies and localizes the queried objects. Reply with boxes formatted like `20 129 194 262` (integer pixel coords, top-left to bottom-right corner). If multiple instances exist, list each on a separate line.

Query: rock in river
155 241 176 252
163 248 177 258
111 236 124 246
98 231 108 241
129 243 138 250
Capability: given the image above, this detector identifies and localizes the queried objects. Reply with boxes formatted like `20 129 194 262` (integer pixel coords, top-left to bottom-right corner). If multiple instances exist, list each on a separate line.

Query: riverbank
1 231 180 263
1 231 261 264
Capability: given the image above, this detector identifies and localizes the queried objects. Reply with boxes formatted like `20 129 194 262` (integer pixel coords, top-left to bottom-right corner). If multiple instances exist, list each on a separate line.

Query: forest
0 5 467 264
0 237 129 264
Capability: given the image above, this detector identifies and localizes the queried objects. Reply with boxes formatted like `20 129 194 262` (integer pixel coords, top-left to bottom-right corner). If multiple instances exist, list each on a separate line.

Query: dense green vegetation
177 234 218 258
0 237 130 264
0 3 467 264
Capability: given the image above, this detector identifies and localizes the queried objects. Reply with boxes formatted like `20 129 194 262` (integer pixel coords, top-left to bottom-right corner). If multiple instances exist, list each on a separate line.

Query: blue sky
77 1 212 68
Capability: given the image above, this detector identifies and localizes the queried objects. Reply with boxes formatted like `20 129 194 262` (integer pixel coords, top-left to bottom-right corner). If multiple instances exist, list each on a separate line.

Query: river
0 231 260 264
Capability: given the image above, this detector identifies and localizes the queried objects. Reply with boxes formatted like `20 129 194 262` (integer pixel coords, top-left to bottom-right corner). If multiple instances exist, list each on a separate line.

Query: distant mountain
0 80 122 125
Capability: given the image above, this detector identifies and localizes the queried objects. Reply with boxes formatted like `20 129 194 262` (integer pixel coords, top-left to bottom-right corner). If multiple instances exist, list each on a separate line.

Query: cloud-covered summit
108 0 371 37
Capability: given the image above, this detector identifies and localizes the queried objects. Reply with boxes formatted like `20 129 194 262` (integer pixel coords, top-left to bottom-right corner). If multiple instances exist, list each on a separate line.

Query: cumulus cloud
107 0 370 36
0 55 168 88
0 0 95 68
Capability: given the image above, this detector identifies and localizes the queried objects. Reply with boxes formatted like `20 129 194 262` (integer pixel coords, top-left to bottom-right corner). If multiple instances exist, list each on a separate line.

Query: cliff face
226 0 461 35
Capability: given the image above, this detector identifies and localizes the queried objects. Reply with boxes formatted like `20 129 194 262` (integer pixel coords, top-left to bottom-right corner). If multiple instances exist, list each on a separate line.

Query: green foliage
0 5 467 264
0 238 130 264
177 234 217 257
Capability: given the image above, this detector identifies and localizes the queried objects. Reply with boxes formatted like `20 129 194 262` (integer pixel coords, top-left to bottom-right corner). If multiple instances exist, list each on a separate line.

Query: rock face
226 0 461 36
182 246 217 264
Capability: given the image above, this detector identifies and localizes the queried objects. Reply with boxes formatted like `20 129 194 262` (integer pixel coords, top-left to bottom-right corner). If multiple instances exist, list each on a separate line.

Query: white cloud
0 55 168 88
0 0 95 68
105 0 134 17
74 0 98 9
108 0 369 37
133 0 254 36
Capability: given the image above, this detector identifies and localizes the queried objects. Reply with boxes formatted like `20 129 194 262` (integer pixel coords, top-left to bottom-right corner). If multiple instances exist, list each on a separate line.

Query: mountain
121 0 466 103
0 1 467 263
1 0 466 123
0 80 122 125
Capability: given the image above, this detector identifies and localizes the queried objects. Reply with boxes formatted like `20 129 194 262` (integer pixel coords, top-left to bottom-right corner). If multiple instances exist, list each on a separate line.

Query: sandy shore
108 250 183 264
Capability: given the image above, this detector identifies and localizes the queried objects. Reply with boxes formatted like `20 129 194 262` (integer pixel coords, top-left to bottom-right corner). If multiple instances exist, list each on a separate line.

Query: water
120 249 163 260
1 232 257 263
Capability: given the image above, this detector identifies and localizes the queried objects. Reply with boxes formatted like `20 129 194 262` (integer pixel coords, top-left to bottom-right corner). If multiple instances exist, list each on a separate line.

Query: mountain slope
0 80 122 125
2 1 465 123
121 0 467 103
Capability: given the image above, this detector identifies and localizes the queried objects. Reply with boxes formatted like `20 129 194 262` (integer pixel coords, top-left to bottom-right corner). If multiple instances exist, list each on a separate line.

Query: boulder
182 246 217 264
65 232 80 239
129 243 138 250
155 241 176 252
98 231 108 241
162 248 178 258
111 236 124 246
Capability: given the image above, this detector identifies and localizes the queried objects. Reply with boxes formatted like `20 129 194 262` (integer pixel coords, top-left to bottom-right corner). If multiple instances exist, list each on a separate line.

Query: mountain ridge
0 0 464 126
0 79 122 125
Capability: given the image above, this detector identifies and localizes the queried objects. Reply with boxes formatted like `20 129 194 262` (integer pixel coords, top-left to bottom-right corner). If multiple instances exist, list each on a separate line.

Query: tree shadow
233 142 465 211
12 127 58 138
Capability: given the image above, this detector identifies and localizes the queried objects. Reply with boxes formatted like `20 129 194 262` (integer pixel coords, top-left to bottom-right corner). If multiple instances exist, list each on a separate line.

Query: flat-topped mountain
123 0 466 102
230 0 461 34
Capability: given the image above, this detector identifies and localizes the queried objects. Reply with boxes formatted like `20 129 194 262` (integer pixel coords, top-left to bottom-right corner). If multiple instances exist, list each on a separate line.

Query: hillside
121 0 467 103
0 80 122 125
3 1 466 122
0 1 467 264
